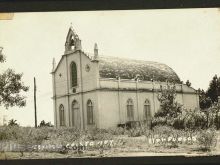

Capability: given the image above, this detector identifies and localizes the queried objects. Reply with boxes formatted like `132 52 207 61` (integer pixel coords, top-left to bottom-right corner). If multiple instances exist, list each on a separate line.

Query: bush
86 128 113 141
151 117 167 128
0 126 19 140
152 108 208 130
151 116 185 130
127 127 143 137
172 116 185 129
38 120 53 127
197 128 217 151
151 126 181 148
108 127 126 135
183 109 207 130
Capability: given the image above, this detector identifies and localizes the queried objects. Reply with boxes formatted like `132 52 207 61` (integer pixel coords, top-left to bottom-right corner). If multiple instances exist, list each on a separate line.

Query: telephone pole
34 77 37 128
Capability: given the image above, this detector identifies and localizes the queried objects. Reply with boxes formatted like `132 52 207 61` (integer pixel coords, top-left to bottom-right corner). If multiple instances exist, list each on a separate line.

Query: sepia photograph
0 8 220 159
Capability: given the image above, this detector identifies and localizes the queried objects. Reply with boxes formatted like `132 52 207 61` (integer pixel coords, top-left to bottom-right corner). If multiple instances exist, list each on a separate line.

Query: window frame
70 61 77 88
87 99 94 125
59 104 65 126
127 98 134 121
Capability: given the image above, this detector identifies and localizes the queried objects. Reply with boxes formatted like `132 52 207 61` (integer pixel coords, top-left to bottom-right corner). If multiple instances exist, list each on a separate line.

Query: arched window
144 99 151 122
87 100 94 125
72 100 80 127
59 104 65 126
70 62 77 87
127 99 134 121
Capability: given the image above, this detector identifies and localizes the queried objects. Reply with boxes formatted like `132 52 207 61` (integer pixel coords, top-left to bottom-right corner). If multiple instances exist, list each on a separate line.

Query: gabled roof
98 56 181 83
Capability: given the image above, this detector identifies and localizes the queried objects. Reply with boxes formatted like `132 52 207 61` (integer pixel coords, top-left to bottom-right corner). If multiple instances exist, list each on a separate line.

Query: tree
155 85 182 118
8 119 19 126
151 85 183 129
0 48 29 109
206 75 220 103
198 88 212 110
0 47 5 63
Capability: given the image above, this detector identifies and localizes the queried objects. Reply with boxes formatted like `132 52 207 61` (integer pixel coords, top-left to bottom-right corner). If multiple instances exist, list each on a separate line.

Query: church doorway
72 100 80 128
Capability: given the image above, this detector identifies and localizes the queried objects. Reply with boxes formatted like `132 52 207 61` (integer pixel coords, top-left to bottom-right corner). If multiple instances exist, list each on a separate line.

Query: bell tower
65 25 82 54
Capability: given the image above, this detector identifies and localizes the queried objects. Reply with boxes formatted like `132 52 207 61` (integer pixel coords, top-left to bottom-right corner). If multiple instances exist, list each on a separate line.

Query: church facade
51 27 199 129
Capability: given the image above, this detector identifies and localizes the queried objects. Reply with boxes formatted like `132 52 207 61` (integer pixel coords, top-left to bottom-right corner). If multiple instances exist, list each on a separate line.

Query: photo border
0 0 220 165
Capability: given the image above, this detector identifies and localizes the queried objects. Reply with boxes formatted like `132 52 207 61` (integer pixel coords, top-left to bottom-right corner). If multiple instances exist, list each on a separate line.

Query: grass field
0 127 219 159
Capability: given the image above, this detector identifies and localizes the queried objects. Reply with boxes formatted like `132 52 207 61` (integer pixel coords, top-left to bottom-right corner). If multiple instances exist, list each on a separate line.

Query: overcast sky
0 8 220 126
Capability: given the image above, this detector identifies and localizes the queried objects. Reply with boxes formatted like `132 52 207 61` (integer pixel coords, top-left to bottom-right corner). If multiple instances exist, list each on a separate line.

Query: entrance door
72 100 80 128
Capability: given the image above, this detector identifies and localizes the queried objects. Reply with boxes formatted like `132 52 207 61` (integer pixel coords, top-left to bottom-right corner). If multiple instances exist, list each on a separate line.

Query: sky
0 8 220 126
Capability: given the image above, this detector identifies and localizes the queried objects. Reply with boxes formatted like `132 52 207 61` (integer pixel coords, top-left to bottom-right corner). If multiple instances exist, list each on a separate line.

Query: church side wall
97 80 199 129
98 91 120 128
182 93 199 110
98 90 158 128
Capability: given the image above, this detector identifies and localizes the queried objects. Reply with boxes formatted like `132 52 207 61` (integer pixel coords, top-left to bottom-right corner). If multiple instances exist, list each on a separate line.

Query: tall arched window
144 99 151 123
70 62 77 87
127 99 134 121
87 99 94 125
72 100 80 127
59 104 65 126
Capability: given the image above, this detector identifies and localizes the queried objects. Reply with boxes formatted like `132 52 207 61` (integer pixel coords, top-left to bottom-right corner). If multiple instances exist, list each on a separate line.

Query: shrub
197 128 217 151
151 117 167 128
108 127 126 135
152 125 180 148
125 121 151 137
152 108 208 130
47 127 82 145
86 128 113 141
0 126 17 140
38 120 53 127
127 127 143 137
172 116 185 129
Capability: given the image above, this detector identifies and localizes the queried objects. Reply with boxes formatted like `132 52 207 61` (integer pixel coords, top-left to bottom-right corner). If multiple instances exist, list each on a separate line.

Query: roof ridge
84 52 166 65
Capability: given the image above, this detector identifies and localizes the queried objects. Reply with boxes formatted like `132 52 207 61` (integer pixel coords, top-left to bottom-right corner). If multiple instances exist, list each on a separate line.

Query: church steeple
94 43 99 60
65 25 82 53
52 58 56 72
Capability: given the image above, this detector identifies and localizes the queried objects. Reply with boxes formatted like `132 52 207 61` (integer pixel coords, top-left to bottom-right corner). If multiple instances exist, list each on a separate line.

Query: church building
51 26 199 129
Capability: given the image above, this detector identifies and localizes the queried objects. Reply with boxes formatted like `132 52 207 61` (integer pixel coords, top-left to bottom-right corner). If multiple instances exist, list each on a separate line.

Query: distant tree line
198 74 220 110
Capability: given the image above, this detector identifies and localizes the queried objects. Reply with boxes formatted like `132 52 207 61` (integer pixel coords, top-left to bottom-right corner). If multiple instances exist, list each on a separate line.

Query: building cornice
52 87 197 99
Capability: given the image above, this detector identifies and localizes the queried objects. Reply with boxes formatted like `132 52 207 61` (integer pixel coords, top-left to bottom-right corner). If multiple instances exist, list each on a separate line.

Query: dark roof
98 56 181 83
